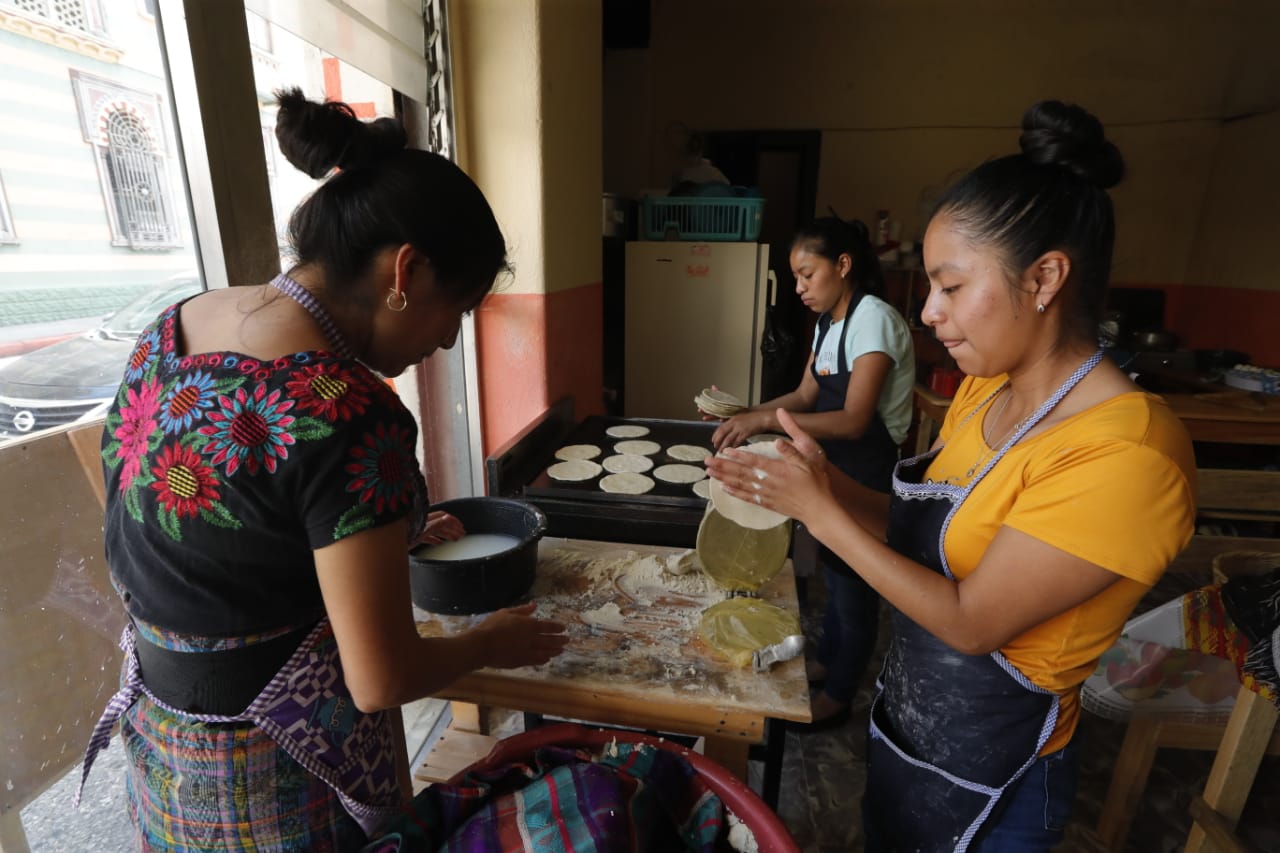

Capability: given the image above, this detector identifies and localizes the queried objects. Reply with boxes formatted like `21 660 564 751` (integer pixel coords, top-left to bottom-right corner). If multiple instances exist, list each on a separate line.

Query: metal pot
408 497 547 614
1131 329 1177 351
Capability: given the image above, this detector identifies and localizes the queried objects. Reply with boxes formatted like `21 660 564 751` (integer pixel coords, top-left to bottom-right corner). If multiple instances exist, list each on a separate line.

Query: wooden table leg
450 701 488 735
1096 714 1163 851
1185 687 1279 852
702 736 750 782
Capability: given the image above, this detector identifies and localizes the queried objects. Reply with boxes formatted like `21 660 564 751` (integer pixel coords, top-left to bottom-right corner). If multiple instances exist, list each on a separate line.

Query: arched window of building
100 107 178 248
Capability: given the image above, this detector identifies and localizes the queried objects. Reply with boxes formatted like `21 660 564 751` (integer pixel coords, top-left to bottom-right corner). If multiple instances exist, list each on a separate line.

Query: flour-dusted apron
78 619 403 836
864 350 1103 852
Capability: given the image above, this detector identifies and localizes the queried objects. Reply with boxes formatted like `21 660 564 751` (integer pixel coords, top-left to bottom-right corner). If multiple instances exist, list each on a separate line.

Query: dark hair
791 217 884 297
932 100 1125 341
274 87 509 302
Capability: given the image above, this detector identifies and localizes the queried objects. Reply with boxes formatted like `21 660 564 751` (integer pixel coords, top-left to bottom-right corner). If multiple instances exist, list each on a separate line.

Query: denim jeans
861 740 1078 852
815 559 879 703
972 739 1079 852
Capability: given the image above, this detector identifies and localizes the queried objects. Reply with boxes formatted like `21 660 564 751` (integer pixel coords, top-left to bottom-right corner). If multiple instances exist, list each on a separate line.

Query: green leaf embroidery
157 506 182 541
199 501 242 530
125 484 144 522
334 503 376 539
214 376 245 395
102 440 122 468
291 416 336 442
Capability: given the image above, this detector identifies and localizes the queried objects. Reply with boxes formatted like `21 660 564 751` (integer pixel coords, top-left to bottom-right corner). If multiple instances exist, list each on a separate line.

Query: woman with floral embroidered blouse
80 89 568 852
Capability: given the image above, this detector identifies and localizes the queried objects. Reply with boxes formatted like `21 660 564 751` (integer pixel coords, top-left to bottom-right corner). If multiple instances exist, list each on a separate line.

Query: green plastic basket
639 197 765 241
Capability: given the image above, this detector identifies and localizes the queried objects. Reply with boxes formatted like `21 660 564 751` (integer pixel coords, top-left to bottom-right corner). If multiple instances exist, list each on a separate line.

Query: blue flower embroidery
158 370 218 435
124 329 162 383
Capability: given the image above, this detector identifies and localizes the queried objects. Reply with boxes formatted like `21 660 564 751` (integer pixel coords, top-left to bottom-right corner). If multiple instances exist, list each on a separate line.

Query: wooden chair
0 421 120 853
1095 468 1280 852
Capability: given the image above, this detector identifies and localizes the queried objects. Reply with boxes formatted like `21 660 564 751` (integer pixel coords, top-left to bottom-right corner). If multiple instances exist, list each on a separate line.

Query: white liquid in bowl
412 533 523 561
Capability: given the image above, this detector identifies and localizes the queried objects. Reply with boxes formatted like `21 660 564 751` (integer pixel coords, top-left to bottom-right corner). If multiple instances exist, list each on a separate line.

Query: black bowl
408 497 547 614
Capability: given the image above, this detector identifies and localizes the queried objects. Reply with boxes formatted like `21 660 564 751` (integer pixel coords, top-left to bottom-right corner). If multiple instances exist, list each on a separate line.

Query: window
70 70 181 248
0 173 16 243
1 0 107 37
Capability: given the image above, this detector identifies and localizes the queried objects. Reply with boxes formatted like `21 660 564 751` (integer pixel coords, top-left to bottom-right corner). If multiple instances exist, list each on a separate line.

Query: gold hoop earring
1036 303 1046 314
386 289 408 312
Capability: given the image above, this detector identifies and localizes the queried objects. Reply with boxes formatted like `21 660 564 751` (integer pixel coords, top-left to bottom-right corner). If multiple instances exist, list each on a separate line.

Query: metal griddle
485 399 716 547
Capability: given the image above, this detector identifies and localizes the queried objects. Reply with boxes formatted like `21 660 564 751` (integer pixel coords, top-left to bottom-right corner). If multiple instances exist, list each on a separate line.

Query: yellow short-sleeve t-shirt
926 374 1196 754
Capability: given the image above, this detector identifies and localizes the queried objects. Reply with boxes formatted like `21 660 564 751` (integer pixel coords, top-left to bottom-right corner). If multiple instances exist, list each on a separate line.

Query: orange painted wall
1115 282 1280 367
474 282 604 455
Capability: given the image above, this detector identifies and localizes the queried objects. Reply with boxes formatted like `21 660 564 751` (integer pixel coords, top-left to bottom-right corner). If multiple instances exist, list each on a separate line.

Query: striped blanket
362 741 729 853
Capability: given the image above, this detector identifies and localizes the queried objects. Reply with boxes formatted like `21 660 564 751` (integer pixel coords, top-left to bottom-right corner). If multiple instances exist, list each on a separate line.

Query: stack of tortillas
694 387 746 418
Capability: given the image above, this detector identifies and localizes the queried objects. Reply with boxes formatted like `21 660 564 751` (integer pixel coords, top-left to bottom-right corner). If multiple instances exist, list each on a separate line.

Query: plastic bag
1080 594 1241 724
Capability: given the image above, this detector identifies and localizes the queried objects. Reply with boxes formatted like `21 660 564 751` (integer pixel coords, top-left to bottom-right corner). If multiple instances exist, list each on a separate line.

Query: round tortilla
667 444 711 462
613 439 661 456
653 463 707 484
546 459 602 482
605 424 650 438
601 453 654 474
555 444 601 461
599 472 655 495
708 442 789 529
747 433 786 445
692 479 711 500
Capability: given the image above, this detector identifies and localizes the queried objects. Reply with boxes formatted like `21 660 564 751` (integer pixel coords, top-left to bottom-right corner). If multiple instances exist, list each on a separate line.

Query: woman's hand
415 511 465 546
471 603 568 669
706 409 833 525
711 409 771 450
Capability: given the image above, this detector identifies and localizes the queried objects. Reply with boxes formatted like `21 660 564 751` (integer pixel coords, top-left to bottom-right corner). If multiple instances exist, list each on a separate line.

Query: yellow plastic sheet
695 504 790 592
699 598 802 669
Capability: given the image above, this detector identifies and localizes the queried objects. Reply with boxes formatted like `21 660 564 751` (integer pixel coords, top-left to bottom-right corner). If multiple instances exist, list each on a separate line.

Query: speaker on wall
603 0 650 50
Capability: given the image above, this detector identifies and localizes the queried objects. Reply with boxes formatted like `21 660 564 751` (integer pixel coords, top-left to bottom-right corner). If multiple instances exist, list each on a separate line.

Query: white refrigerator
624 241 772 420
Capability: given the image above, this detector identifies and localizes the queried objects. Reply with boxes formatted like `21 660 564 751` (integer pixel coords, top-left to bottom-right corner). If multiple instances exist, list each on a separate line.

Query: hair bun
274 87 406 179
1018 100 1124 190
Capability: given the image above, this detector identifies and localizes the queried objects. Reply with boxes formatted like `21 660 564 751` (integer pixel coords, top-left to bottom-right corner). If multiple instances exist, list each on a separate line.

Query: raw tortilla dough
605 424 650 438
747 433 786 445
602 453 654 474
547 459 602 482
598 472 655 494
613 439 661 456
653 463 707 484
667 444 712 462
555 444 601 461
708 442 789 530
692 479 711 500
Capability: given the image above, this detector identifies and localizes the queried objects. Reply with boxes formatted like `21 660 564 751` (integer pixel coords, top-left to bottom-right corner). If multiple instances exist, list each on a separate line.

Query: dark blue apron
811 294 899 575
811 293 898 492
863 350 1103 852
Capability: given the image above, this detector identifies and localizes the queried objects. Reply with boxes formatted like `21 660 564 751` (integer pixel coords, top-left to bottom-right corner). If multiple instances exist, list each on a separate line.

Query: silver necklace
936 382 1033 484
270 273 355 359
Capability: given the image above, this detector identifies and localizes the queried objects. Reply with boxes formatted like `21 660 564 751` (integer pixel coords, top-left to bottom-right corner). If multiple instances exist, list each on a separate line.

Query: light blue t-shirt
811 293 916 445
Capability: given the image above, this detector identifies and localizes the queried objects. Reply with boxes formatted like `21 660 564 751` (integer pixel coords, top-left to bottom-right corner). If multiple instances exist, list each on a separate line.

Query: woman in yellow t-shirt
707 100 1196 852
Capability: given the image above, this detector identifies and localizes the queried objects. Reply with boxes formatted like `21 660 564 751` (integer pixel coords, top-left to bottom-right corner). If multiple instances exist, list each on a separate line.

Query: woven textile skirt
120 696 368 852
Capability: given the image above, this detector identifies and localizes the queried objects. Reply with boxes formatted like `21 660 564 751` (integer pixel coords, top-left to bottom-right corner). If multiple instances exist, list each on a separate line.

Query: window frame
0 172 17 244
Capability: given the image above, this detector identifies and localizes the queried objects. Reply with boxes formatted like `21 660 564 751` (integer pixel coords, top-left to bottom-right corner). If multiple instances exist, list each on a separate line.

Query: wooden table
1159 389 1280 445
414 537 812 781
913 383 1280 448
